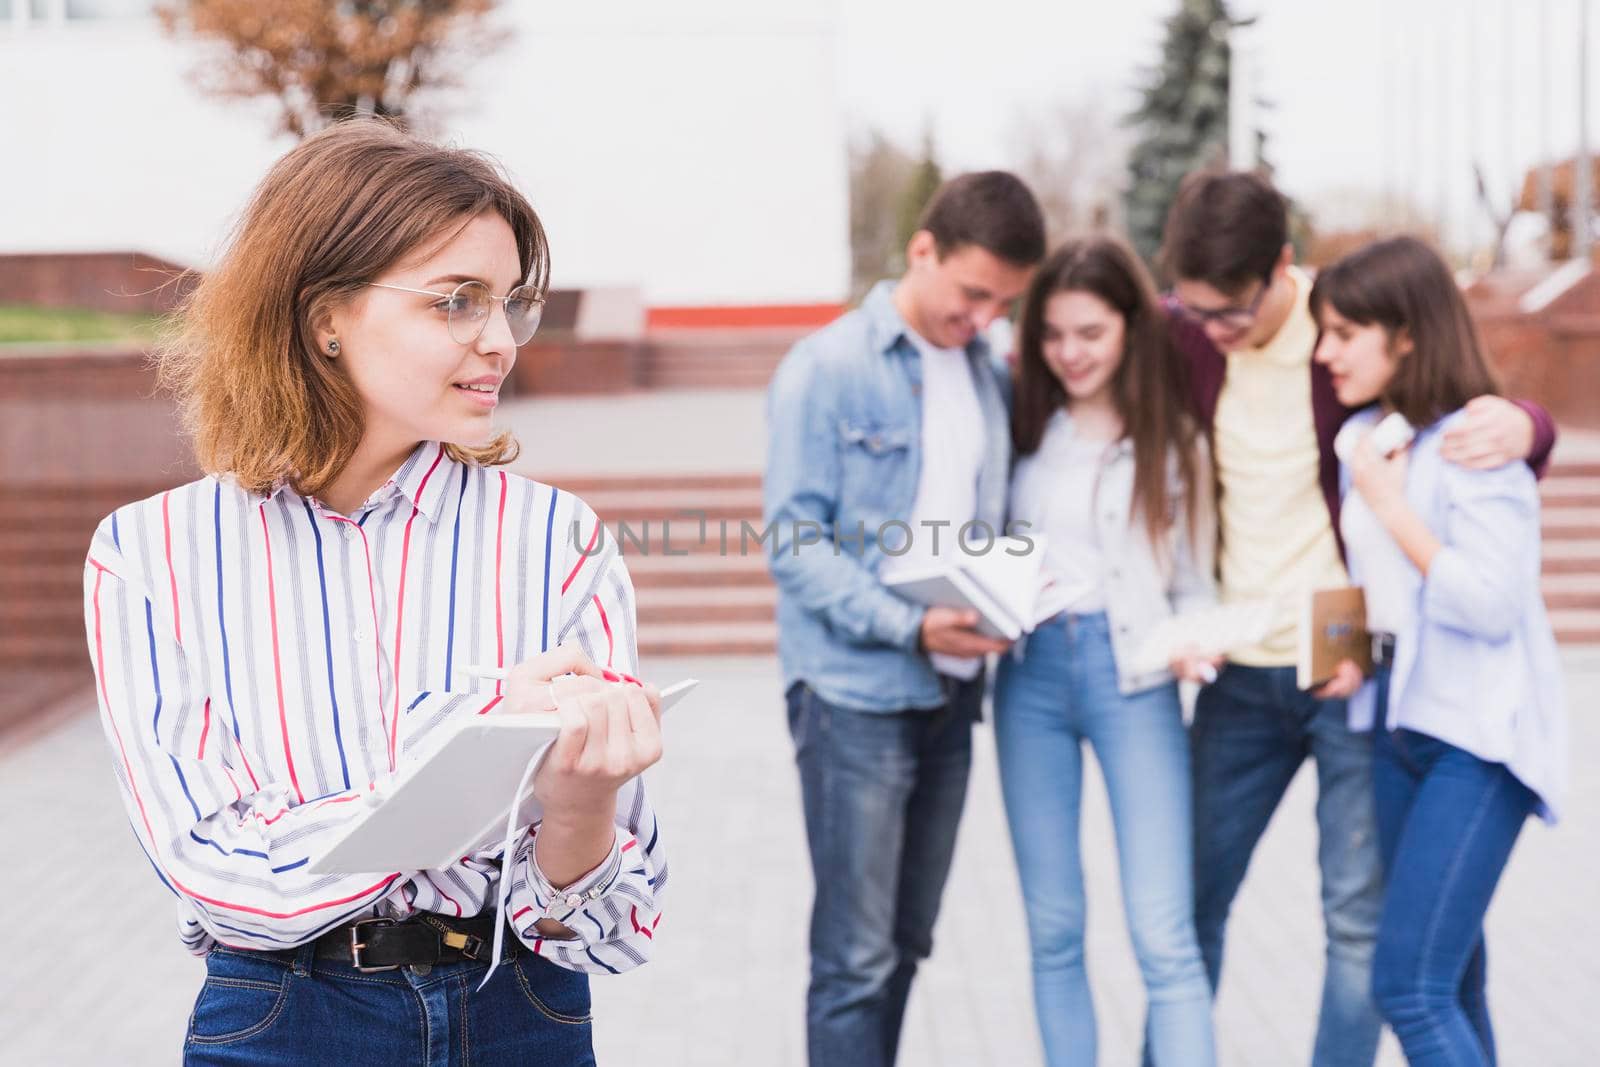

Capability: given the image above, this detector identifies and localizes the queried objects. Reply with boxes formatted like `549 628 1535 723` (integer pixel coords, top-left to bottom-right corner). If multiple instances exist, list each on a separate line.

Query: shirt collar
861 279 993 362
384 441 452 523
252 441 454 524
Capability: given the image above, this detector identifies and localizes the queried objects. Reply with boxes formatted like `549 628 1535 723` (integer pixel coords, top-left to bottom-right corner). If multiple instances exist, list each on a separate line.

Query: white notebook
309 679 697 875
884 535 1089 641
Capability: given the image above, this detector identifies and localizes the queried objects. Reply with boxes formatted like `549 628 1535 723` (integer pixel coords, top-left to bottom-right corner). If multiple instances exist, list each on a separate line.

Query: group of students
763 169 1569 1067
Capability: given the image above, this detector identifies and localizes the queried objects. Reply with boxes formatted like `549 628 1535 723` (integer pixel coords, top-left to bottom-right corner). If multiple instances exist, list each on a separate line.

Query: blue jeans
182 938 594 1065
1371 673 1535 1067
996 614 1214 1067
787 674 979 1067
1187 663 1385 1067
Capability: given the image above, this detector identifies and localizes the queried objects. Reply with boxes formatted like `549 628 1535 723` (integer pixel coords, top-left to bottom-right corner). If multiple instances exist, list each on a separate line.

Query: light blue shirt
1342 406 1568 822
762 280 1013 712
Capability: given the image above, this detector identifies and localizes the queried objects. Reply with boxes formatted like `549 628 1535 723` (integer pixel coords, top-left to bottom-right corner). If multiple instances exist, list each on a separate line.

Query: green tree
848 130 917 299
1123 0 1252 266
896 132 945 256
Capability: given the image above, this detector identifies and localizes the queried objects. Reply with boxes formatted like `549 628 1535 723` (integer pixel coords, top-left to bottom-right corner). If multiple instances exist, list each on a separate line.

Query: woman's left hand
533 676 663 820
1350 431 1409 516
1169 648 1224 684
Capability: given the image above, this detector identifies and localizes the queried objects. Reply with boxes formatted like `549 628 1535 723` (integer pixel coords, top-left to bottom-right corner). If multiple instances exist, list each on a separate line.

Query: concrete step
1543 540 1600 575
1543 508 1600 539
636 331 792 390
1543 574 1600 610
622 550 771 589
573 487 761 524
1542 476 1600 508
637 620 777 658
1549 459 1600 480
1552 608 1600 645
636 585 776 624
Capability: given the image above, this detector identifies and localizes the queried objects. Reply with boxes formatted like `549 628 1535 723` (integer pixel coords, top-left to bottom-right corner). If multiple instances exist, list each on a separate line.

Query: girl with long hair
999 235 1217 1066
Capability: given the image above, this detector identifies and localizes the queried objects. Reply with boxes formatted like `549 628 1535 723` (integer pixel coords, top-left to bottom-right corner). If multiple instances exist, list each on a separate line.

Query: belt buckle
350 917 400 973
1370 632 1395 668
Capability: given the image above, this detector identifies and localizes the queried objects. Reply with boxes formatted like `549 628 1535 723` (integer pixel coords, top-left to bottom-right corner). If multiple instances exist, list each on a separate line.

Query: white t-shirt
1339 484 1420 636
882 329 987 679
1010 409 1109 614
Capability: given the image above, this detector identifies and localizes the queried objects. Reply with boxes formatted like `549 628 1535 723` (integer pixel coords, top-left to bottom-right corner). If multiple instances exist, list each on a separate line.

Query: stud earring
326 340 340 355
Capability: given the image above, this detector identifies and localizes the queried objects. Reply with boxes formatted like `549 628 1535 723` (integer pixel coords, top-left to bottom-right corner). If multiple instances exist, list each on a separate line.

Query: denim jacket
1342 406 1568 822
763 281 1013 712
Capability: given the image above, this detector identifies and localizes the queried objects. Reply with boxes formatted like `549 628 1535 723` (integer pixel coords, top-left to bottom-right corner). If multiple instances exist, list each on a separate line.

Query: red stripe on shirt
494 471 508 695
259 505 304 805
162 491 182 644
197 697 212 760
561 518 601 594
389 447 447 769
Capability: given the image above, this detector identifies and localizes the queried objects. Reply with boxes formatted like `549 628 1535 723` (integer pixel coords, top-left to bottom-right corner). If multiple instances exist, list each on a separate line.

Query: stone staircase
1540 455 1600 643
638 328 796 390
4 453 1598 732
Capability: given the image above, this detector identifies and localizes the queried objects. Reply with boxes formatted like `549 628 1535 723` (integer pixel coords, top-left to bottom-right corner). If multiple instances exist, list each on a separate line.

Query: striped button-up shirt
83 441 666 975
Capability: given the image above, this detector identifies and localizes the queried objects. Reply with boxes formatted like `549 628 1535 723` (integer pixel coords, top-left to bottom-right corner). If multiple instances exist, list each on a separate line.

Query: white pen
1197 663 1219 685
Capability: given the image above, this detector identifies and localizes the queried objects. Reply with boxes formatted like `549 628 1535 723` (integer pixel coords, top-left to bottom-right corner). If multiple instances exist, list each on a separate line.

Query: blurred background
2 2 1597 1064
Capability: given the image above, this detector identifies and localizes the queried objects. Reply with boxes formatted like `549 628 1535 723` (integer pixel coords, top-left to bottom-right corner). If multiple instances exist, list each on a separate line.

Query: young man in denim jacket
1154 170 1556 1067
763 172 1045 1067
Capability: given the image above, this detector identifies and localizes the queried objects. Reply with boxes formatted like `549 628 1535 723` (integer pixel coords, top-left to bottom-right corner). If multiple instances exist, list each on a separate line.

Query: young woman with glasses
84 119 667 1066
1000 235 1218 1066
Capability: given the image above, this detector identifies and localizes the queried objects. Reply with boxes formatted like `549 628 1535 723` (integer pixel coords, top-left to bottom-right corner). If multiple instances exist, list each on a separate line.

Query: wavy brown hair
1013 235 1204 550
156 119 549 497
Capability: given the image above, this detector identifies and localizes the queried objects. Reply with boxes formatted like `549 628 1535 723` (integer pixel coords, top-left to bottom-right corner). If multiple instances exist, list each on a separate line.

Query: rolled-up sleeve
507 510 665 974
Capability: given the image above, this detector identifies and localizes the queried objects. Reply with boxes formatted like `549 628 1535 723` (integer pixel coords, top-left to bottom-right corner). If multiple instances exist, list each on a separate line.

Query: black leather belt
1371 631 1397 669
315 913 510 973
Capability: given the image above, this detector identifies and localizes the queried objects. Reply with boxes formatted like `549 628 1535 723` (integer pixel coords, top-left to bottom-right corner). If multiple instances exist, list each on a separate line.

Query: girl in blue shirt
1310 235 1567 1067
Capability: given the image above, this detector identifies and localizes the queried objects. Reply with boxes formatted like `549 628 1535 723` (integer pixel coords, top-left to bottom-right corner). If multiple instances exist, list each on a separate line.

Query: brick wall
0 252 196 315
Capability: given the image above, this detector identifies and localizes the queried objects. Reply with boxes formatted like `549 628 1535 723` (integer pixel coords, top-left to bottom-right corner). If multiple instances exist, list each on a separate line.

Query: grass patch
0 304 162 344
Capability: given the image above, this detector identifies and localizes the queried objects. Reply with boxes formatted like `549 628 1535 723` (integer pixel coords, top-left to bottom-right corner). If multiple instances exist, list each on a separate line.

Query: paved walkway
5 650 1597 1065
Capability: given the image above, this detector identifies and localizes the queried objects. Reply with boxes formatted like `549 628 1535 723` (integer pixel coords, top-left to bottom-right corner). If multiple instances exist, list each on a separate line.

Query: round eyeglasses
368 279 546 346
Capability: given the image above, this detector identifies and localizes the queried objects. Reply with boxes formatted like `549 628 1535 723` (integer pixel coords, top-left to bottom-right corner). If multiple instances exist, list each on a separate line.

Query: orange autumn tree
157 0 500 138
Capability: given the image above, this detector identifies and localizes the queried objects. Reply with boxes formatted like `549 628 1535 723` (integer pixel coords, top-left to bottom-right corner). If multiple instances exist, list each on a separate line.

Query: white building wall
0 1 849 306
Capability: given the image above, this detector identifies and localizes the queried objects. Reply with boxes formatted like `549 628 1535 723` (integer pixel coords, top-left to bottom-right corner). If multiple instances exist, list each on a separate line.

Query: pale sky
835 0 1600 252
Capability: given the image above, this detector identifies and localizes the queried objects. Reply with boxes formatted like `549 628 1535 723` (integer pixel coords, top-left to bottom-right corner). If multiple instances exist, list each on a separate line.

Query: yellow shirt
1214 266 1349 666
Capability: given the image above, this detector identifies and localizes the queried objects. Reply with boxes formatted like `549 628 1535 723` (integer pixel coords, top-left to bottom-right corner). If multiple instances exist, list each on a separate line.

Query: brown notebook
1297 586 1372 690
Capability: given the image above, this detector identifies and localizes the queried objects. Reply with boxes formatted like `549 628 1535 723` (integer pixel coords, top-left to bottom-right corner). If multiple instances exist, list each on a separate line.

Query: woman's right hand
1312 658 1365 700
1169 647 1224 685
